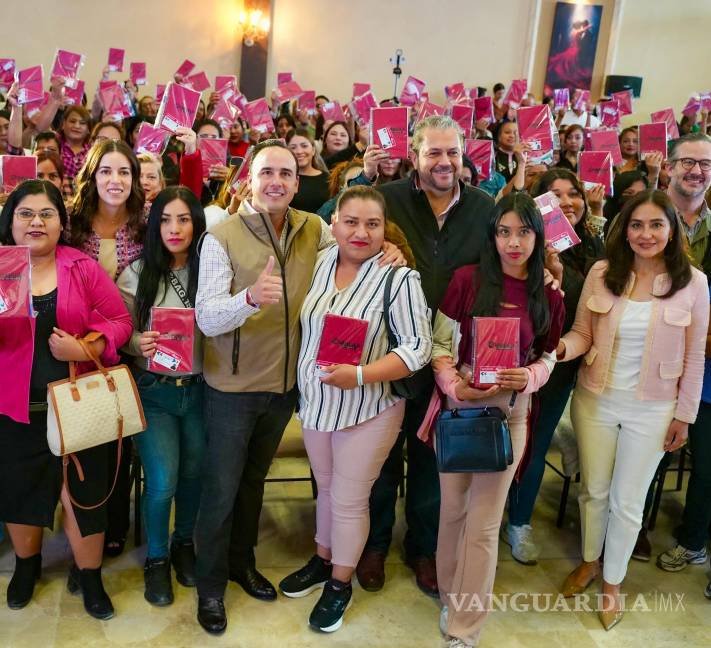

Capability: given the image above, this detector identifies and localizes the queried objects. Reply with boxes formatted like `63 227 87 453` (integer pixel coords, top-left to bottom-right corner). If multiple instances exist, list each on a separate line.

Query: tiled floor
1 420 710 647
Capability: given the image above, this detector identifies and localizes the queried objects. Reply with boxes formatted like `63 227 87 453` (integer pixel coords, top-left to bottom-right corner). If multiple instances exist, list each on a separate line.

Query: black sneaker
144 558 174 606
280 555 332 598
309 578 352 633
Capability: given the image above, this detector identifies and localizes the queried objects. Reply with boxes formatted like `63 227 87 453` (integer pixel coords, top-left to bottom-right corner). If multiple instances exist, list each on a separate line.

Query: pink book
572 89 590 112
0 246 32 319
350 90 377 125
0 58 16 93
156 84 166 103
682 95 701 117
352 82 371 99
108 48 125 73
215 75 237 101
1 155 37 193
638 122 667 159
198 138 228 178
275 79 303 102
298 90 316 115
370 106 409 159
230 146 254 191
444 82 466 103
23 92 50 119
650 108 679 140
231 90 248 114
517 104 554 164
320 101 346 123
464 139 494 181
553 88 570 112
315 314 368 369
399 75 426 107
589 129 623 167
277 72 293 85
134 122 170 156
185 71 210 92
155 82 201 133
148 307 195 373
474 96 494 125
503 79 527 109
242 98 274 134
534 191 581 252
598 100 621 128
175 59 196 79
16 65 44 105
578 151 613 195
50 49 84 88
470 318 520 389
612 90 633 116
130 62 147 86
415 101 444 124
98 84 127 122
63 80 85 106
451 104 474 138
210 98 239 130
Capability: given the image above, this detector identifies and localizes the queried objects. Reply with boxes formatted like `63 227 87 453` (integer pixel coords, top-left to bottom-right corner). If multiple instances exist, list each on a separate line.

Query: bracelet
356 365 364 387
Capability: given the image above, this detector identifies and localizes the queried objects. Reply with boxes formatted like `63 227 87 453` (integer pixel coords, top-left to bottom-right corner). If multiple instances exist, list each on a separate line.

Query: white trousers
571 386 676 585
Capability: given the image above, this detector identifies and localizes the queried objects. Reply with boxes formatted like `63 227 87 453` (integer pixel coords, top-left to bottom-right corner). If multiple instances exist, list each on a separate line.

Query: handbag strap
168 270 193 308
382 267 399 351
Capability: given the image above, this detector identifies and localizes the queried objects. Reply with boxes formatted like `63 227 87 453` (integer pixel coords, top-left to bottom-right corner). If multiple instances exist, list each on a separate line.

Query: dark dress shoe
67 564 114 620
355 549 386 592
170 541 197 587
632 529 652 562
144 558 174 606
406 555 439 598
197 597 227 635
230 566 277 601
7 554 42 609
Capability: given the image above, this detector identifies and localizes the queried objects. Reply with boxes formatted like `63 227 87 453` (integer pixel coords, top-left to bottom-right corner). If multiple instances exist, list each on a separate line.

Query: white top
297 246 432 432
204 204 230 230
608 300 653 391
560 110 601 129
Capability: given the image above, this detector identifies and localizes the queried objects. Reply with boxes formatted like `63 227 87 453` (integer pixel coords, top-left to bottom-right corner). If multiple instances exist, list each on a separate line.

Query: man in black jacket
357 115 496 597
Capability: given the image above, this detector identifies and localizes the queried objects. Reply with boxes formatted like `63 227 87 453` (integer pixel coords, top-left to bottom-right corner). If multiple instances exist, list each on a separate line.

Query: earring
669 234 673 241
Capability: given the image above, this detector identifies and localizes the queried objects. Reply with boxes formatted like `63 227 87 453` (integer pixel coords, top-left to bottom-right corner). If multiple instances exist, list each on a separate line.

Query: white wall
268 0 536 104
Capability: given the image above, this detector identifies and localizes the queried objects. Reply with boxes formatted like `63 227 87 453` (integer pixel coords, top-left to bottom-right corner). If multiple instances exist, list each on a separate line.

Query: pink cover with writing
682 95 701 117
589 129 623 167
215 75 237 101
445 82 466 103
503 79 527 109
155 82 201 133
650 108 679 140
1 155 37 193
0 58 15 93
175 59 196 79
185 71 210 92
98 83 128 121
148 307 195 373
23 92 50 119
352 82 371 99
553 88 570 112
370 106 409 159
474 96 494 124
134 122 170 156
464 139 494 181
451 104 474 137
63 80 85 106
517 104 554 164
612 90 633 116
0 246 32 319
156 84 166 102
315 314 368 368
50 49 84 88
534 191 581 252
578 151 613 195
399 76 426 107
277 72 293 85
638 122 667 158
275 79 303 102
198 138 228 178
415 101 444 124
130 62 147 86
350 91 378 125
242 98 274 134
470 317 520 388
320 101 346 123
298 90 316 114
572 89 590 112
210 98 239 130
16 66 44 105
598 100 621 129
108 48 125 72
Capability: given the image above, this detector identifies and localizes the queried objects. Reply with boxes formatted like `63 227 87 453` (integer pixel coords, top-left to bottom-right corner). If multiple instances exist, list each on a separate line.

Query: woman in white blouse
279 185 432 633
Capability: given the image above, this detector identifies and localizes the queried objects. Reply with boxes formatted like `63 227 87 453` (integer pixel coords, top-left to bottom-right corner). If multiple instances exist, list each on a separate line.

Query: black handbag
382 267 430 399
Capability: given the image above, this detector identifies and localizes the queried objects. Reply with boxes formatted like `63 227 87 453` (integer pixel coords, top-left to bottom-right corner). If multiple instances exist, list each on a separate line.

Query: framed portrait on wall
544 2 603 97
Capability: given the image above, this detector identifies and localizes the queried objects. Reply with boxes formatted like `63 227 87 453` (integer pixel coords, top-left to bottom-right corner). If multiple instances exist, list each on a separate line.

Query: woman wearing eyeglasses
0 180 132 619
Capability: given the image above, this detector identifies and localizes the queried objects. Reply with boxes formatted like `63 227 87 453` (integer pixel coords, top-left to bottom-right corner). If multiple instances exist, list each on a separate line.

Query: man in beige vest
193 140 403 634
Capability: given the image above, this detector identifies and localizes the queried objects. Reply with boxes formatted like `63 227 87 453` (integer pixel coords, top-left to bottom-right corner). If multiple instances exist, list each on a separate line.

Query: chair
647 447 691 531
264 415 318 498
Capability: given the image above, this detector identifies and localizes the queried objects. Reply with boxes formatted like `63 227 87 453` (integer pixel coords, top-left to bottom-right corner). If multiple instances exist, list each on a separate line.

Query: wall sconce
239 9 270 47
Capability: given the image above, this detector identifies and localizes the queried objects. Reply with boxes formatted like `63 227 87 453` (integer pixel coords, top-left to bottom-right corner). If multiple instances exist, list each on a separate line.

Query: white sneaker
656 544 708 572
446 639 476 648
439 605 448 635
501 523 540 565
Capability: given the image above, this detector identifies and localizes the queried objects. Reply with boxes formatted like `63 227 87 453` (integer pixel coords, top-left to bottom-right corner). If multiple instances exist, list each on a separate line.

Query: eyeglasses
672 158 711 172
14 208 59 221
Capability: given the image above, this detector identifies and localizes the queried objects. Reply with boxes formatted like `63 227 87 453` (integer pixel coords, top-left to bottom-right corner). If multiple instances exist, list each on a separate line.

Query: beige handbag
47 336 146 509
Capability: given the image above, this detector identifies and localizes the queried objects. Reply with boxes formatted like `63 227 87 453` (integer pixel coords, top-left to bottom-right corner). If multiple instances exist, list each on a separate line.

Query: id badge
377 127 395 149
153 350 180 372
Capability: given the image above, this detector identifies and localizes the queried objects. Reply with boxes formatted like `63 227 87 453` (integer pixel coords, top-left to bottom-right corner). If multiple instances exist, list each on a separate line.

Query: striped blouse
297 245 432 432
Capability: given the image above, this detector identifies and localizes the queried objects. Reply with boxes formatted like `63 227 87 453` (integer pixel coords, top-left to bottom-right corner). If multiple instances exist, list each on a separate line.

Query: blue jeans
133 371 206 559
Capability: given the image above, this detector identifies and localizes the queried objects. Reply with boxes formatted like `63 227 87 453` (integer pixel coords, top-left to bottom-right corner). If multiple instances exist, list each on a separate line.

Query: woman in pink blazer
555 190 709 630
0 180 132 620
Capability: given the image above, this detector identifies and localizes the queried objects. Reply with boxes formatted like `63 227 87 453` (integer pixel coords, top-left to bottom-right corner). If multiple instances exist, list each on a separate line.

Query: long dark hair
0 180 68 245
604 190 692 299
471 192 550 337
70 139 146 247
133 186 206 329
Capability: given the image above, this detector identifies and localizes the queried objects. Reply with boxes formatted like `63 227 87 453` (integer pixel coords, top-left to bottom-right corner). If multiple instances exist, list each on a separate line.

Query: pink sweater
561 260 709 423
0 245 133 424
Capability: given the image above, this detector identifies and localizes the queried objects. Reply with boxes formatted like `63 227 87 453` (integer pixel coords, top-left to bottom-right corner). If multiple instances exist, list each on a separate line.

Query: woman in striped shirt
279 185 432 632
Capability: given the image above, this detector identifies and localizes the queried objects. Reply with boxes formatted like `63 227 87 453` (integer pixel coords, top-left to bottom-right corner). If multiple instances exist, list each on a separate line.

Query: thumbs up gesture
249 256 283 305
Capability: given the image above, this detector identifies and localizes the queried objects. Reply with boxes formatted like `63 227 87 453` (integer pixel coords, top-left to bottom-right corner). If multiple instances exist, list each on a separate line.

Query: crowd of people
1 59 711 648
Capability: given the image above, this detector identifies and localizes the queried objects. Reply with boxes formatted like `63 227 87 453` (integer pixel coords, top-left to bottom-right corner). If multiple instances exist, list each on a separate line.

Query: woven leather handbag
46 336 146 509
